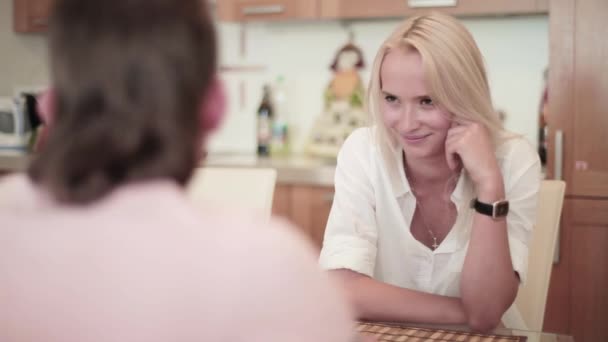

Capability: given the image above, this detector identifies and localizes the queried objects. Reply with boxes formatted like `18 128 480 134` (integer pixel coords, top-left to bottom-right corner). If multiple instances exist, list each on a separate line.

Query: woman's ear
199 76 226 135
36 88 56 125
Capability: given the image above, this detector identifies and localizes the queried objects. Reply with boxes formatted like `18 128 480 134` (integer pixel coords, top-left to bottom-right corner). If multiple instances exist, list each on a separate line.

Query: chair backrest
514 180 566 331
186 167 277 219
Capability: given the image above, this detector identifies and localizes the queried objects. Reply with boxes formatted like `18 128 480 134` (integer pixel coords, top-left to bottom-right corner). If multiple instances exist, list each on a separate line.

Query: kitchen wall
0 1 548 155
212 15 549 154
0 1 49 96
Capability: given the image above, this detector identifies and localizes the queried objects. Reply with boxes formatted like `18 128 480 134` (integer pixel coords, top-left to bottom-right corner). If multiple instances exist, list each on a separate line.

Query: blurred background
0 0 548 156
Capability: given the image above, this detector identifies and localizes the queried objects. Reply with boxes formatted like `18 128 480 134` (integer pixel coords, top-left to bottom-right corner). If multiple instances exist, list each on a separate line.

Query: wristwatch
470 198 509 219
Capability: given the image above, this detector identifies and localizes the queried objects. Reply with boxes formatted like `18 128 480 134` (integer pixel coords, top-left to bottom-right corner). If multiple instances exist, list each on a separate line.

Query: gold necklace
409 180 457 251
404 153 459 251
412 193 440 250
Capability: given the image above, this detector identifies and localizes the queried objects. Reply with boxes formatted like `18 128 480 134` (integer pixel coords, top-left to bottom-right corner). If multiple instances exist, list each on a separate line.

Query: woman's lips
402 133 431 144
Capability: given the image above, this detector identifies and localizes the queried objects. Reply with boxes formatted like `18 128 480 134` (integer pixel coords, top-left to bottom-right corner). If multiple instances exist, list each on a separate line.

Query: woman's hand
445 118 503 197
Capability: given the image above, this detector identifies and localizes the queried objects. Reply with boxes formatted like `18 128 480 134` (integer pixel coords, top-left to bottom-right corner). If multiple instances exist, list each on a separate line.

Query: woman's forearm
329 269 468 325
460 181 519 332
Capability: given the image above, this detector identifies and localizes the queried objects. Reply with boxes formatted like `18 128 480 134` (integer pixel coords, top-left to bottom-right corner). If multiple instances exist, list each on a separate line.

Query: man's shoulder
0 173 36 208
204 212 315 259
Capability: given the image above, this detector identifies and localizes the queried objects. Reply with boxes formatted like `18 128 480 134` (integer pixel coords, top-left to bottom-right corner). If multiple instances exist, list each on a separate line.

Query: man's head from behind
30 0 223 204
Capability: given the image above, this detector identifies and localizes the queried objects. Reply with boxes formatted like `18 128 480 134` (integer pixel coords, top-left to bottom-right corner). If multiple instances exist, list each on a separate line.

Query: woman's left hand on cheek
445 118 503 193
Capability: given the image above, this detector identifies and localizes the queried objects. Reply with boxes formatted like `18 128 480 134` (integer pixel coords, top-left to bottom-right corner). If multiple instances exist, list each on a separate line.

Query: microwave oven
0 93 42 154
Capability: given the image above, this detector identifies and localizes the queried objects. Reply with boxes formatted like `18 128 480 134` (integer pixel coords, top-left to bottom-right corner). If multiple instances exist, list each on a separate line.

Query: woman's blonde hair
367 13 505 151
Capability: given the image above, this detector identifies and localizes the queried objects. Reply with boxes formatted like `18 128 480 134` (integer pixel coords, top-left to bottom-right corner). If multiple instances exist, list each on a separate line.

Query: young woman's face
380 48 452 160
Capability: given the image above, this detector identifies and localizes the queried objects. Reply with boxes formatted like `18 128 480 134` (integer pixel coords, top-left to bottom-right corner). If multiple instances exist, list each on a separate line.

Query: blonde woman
320 13 540 332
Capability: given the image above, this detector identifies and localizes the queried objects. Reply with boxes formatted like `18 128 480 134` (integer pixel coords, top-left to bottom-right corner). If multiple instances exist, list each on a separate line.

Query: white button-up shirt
319 127 541 328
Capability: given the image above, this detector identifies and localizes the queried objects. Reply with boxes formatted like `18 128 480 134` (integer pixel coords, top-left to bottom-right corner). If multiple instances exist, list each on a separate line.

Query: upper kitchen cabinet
13 0 55 33
216 0 319 22
320 0 547 20
537 0 549 12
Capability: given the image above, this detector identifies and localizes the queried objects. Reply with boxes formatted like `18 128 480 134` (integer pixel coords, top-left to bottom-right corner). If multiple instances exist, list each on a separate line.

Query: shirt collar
391 147 409 198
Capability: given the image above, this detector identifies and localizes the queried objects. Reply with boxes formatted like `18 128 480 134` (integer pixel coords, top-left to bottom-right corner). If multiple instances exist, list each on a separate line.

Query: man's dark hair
29 0 217 204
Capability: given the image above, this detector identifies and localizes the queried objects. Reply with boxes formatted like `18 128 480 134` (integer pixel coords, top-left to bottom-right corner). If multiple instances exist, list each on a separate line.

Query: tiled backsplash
210 15 548 155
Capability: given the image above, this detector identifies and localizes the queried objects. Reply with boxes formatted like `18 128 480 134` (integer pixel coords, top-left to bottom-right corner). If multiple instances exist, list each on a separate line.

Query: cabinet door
289 185 334 251
320 0 542 19
545 198 608 342
271 184 292 219
13 0 54 33
569 200 608 342
571 200 608 342
547 0 608 197
536 0 549 11
544 1 608 340
217 0 318 22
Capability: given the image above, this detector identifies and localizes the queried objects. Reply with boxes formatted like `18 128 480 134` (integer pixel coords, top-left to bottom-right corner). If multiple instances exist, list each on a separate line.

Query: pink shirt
0 174 354 342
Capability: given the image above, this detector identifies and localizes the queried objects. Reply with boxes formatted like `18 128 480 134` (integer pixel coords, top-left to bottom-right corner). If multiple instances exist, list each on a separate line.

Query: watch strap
471 198 509 218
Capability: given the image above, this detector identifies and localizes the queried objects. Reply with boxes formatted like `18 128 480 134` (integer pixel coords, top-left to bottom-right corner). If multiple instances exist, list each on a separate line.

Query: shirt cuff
319 235 377 278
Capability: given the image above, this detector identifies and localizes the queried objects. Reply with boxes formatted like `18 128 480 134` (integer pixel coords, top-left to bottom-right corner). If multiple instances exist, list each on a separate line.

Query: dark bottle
257 85 273 156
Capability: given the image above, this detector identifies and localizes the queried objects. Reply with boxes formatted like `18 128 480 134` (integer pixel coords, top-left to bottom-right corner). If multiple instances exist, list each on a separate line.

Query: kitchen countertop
0 153 336 187
0 154 30 173
204 154 336 186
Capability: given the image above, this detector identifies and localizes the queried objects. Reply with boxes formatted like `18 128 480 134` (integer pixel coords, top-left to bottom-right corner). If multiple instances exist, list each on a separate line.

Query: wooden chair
513 180 566 331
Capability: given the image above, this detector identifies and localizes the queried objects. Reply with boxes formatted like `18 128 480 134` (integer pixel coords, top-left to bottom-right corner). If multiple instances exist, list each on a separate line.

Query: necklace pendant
431 238 439 250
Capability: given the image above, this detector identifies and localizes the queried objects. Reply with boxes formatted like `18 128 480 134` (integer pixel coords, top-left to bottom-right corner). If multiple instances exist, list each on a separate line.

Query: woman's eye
384 95 398 103
420 97 434 107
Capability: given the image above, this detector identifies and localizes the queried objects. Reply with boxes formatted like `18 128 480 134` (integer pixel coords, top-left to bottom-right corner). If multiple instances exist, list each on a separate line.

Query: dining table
357 321 574 342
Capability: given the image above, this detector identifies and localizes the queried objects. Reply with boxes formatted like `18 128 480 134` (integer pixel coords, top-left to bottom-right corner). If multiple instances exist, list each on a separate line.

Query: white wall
210 15 548 154
0 3 547 154
0 0 49 96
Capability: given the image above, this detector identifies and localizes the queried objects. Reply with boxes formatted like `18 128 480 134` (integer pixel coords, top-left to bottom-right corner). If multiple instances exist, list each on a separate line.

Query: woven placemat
357 322 527 342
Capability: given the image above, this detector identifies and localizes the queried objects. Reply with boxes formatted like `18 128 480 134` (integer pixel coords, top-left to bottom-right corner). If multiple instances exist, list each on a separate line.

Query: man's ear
36 88 56 125
199 77 226 134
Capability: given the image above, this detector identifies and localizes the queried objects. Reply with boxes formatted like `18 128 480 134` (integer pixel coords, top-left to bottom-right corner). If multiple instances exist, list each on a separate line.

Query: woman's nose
398 105 420 131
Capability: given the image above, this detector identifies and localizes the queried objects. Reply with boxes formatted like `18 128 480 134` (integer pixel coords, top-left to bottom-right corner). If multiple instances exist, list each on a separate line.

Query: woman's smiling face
380 47 452 159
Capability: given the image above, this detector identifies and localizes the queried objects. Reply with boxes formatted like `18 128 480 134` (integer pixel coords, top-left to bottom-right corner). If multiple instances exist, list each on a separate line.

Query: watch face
494 201 509 217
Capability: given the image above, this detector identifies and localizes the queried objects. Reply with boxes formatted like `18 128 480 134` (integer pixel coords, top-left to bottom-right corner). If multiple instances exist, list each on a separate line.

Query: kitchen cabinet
320 0 546 20
536 0 549 12
543 0 608 341
272 184 334 251
545 199 608 341
13 0 54 33
216 0 319 22
569 200 608 342
272 183 292 218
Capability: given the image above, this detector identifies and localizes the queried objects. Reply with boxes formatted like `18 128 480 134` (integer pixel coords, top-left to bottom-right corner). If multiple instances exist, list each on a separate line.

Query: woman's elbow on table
462 278 517 332
467 312 502 333
463 295 510 332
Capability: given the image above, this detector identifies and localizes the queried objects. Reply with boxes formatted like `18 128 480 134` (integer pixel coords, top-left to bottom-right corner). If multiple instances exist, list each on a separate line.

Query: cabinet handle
553 223 561 265
242 5 285 16
552 130 563 264
554 130 563 181
407 0 457 8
